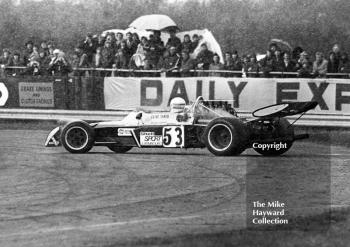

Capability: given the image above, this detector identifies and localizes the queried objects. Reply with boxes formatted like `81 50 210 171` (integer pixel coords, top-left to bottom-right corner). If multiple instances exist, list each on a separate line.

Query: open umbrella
129 14 178 31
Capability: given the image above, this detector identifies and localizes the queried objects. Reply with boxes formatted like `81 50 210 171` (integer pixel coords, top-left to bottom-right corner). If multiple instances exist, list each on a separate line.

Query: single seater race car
45 96 318 156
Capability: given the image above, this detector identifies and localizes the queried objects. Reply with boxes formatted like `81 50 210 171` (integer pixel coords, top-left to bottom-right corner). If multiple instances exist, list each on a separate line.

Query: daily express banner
105 77 350 114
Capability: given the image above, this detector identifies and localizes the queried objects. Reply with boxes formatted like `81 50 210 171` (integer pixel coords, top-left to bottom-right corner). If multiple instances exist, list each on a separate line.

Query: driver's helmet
170 97 186 113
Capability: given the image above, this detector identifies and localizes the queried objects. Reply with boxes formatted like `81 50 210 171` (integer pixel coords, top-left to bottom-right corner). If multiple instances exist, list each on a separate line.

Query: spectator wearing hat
312 52 328 77
209 53 224 77
179 49 196 77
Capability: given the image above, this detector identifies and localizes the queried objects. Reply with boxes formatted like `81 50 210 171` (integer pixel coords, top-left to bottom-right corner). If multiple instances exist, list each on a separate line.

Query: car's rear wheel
61 121 94 153
204 117 248 156
253 118 294 156
107 145 132 153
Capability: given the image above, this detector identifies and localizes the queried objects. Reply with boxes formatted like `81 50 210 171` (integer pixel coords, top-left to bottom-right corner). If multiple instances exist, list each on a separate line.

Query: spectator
101 41 115 69
115 32 124 50
312 52 328 77
23 40 34 64
40 41 49 56
241 55 250 76
339 53 350 73
29 45 40 62
327 52 339 73
246 54 259 77
113 48 129 69
209 53 224 76
160 46 180 71
38 50 51 75
132 33 140 47
196 43 214 70
269 43 279 56
281 53 297 73
92 46 103 68
130 36 148 69
191 34 199 53
272 49 284 72
96 35 105 49
297 52 312 77
231 51 242 71
8 51 23 76
91 46 104 77
166 29 182 53
259 50 274 77
224 52 234 70
332 44 342 68
182 35 192 52
48 49 72 76
292 46 303 61
179 49 196 77
125 32 138 55
81 33 96 63
0 49 12 67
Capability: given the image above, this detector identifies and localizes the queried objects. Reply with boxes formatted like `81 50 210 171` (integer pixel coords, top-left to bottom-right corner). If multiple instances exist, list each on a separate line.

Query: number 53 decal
162 126 185 148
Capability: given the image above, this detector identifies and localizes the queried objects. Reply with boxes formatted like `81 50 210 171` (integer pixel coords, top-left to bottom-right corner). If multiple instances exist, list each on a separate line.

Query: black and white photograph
0 0 349 246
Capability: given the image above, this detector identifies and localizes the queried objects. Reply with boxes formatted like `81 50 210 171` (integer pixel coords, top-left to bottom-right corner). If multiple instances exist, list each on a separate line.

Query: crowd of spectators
0 30 350 78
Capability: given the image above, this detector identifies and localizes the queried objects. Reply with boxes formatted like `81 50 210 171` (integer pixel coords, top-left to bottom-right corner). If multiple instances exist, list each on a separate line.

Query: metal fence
1 66 350 78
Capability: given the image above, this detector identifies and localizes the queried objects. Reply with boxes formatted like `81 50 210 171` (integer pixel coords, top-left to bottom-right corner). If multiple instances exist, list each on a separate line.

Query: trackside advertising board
104 77 350 115
0 77 66 109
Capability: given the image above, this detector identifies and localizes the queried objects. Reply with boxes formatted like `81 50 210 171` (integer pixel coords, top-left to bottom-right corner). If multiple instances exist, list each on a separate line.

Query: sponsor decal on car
117 128 133 137
151 114 170 119
140 132 163 146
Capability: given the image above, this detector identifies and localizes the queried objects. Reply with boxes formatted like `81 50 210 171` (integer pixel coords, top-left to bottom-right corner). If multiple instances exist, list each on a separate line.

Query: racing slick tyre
253 118 294 156
60 121 95 153
204 117 248 156
107 145 132 153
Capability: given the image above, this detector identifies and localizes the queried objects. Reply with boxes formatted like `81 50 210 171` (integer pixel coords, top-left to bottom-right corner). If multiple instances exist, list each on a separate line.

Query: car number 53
162 126 185 148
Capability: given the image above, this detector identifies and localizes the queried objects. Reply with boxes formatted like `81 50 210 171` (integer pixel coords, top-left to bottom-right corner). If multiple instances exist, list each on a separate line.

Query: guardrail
1 66 350 78
0 108 349 128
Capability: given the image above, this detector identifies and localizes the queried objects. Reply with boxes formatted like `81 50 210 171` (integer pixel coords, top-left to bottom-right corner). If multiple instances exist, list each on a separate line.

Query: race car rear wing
252 101 318 119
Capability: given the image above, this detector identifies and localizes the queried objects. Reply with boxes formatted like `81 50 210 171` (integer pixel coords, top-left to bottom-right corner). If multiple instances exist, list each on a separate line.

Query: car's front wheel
204 117 248 156
61 121 94 153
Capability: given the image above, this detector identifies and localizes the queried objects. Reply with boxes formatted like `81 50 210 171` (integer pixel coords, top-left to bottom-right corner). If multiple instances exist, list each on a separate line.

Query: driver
170 97 189 122
170 97 186 113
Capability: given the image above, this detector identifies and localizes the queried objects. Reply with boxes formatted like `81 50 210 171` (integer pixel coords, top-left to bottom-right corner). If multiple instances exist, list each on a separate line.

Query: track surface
0 129 349 246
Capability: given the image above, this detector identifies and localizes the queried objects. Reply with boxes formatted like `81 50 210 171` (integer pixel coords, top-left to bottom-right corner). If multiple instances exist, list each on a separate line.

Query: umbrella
129 14 178 31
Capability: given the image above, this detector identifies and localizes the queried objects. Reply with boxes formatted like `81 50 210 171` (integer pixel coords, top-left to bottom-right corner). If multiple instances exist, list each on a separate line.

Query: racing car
45 96 318 156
